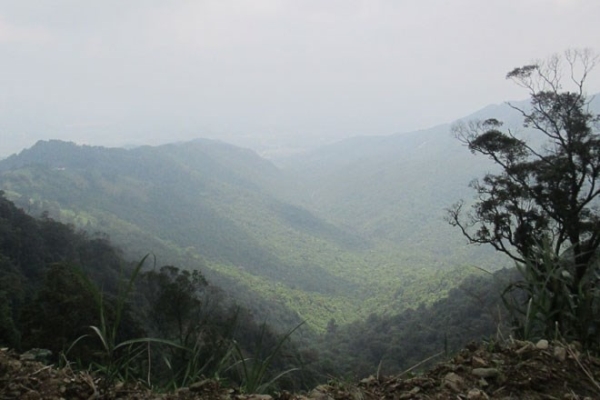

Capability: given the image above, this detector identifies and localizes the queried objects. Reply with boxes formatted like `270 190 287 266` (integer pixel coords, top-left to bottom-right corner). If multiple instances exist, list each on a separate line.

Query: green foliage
0 193 315 391
6 95 582 386
0 138 484 331
0 290 19 348
84 254 159 385
20 262 101 355
312 270 509 378
0 255 24 348
141 265 208 344
138 265 233 388
0 192 125 352
502 239 600 347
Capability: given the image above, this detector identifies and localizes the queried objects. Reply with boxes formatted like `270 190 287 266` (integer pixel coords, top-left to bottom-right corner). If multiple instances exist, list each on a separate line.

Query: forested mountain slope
276 123 495 270
0 193 324 390
277 96 600 271
1 191 593 396
0 139 471 331
6 96 595 332
5 95 598 382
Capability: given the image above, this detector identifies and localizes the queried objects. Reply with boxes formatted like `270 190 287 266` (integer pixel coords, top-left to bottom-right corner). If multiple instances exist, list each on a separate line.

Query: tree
20 262 101 355
448 49 600 345
140 266 231 384
141 265 209 345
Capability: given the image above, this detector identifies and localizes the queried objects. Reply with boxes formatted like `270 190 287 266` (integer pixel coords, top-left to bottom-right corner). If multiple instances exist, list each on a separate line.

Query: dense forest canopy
0 192 328 390
0 137 491 333
0 188 507 388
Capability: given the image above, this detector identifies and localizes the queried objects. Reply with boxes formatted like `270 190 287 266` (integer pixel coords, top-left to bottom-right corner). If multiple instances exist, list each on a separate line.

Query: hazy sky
1 0 600 157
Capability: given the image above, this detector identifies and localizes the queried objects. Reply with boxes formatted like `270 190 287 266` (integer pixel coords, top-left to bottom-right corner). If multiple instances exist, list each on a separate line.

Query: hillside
276 96 600 271
1 192 597 397
275 114 502 272
3 93 600 391
4 97 595 332
5 96 598 333
0 192 327 391
0 139 473 332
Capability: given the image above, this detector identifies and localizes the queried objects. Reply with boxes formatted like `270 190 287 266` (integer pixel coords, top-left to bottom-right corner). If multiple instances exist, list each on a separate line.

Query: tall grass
501 239 600 348
231 322 304 394
72 255 179 387
68 255 305 392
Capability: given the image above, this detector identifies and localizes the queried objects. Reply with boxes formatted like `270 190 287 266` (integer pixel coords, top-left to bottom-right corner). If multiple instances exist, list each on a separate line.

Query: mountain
276 95 600 272
1 139 473 332
5 95 596 332
275 117 499 271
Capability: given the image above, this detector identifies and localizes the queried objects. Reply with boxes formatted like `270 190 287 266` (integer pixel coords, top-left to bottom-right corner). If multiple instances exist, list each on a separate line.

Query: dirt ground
2 339 600 399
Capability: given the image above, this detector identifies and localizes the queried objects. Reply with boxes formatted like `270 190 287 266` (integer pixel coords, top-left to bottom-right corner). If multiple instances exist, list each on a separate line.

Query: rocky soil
2 339 600 399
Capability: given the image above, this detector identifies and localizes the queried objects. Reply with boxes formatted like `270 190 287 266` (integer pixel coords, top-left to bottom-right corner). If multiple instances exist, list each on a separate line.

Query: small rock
8 360 22 370
20 390 41 400
359 375 377 385
19 353 36 361
189 379 212 392
535 339 549 350
311 384 330 393
248 395 272 400
472 368 500 379
20 348 52 363
554 346 567 362
277 390 294 400
176 387 190 395
471 356 488 367
308 392 333 400
467 388 489 400
399 387 420 399
515 342 534 354
442 372 464 392
309 385 334 400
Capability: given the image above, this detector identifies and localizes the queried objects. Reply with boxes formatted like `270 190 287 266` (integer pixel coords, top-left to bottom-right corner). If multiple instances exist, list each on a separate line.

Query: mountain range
2 95 598 332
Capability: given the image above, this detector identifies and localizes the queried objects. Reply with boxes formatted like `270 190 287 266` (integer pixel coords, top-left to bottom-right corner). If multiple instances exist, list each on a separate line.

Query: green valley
0 135 483 333
2 86 600 384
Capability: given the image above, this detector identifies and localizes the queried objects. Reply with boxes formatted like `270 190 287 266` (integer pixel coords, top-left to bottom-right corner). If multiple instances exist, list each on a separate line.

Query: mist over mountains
0 96 540 161
1 96 599 332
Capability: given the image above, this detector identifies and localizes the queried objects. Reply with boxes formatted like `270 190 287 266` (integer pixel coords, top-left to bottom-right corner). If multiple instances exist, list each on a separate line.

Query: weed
231 322 304 394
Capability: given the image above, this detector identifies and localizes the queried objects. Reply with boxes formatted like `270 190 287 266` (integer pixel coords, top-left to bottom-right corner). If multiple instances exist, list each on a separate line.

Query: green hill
277 124 501 272
7 97 589 332
0 139 472 331
274 97 600 271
